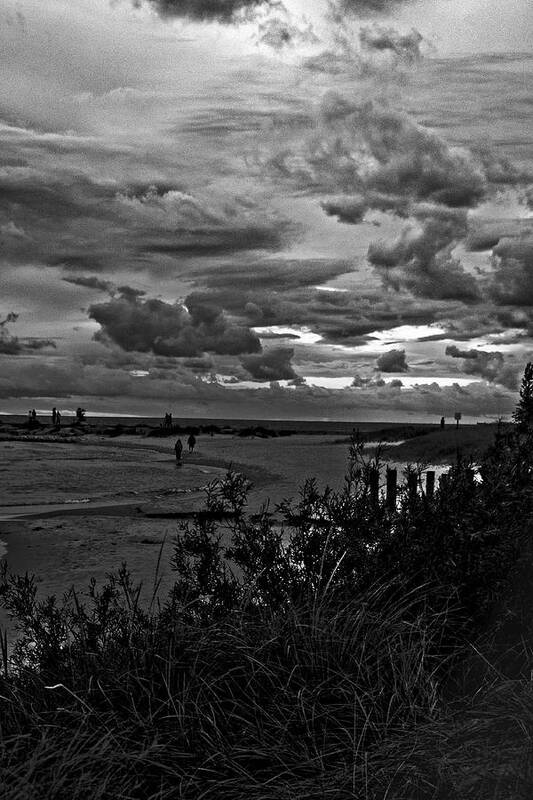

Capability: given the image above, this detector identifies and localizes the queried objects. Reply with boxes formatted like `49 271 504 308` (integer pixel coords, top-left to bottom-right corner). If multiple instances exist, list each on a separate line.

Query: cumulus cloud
445 344 519 389
240 347 298 380
368 207 481 302
271 95 488 209
321 196 368 224
89 289 262 357
489 236 533 305
268 91 528 307
376 348 408 372
359 25 424 63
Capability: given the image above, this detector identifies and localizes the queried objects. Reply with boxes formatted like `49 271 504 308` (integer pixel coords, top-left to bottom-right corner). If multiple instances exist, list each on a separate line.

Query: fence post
386 468 397 511
407 471 418 502
370 467 379 507
425 470 435 499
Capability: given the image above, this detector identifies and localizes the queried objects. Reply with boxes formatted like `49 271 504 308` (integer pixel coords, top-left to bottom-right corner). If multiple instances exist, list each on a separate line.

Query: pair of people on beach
175 434 196 462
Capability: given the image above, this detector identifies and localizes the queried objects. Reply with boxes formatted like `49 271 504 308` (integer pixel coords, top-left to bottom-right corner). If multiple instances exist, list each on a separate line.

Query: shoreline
0 423 501 621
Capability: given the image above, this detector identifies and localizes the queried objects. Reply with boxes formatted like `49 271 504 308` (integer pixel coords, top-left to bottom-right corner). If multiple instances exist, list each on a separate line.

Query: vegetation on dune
389 423 506 464
2 368 533 797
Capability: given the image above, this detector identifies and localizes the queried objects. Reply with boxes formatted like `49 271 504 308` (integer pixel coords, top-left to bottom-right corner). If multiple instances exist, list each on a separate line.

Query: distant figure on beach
52 407 57 425
175 437 183 462
76 407 86 423
164 412 173 428
31 409 37 422
440 416 445 430
56 410 61 428
187 433 196 453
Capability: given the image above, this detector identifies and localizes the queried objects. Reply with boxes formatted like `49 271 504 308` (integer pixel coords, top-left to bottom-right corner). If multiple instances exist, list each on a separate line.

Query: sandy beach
0 429 359 635
1 418 494 643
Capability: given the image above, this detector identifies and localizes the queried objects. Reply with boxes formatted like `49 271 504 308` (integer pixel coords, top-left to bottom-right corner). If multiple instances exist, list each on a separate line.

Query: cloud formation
0 312 56 355
445 345 519 389
330 0 415 19
62 275 115 294
368 207 481 302
136 0 273 23
240 347 298 380
272 94 488 209
257 14 318 50
89 290 262 357
376 348 408 372
359 25 424 63
489 236 533 305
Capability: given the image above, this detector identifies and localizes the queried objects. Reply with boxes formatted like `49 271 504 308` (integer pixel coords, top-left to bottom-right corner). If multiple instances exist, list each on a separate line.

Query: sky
0 0 532 421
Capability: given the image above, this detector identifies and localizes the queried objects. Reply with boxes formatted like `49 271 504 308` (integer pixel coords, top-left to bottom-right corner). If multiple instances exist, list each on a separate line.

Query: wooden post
369 467 379 507
425 470 435 499
386 468 397 511
407 471 418 501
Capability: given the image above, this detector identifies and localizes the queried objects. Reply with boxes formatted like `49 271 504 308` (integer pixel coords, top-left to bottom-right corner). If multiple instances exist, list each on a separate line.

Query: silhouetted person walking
440 416 445 430
56 410 61 428
52 407 57 425
187 433 196 453
175 437 183 463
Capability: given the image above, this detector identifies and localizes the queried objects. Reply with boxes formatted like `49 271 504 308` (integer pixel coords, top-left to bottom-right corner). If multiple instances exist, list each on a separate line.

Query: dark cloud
89 289 262 357
321 196 368 224
445 345 519 389
115 285 147 300
271 95 489 209
376 348 408 372
136 0 273 23
240 347 298 381
489 236 533 305
368 207 481 302
359 26 424 63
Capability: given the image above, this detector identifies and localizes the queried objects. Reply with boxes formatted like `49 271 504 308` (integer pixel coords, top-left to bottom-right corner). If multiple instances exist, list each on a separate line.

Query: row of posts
369 468 436 510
